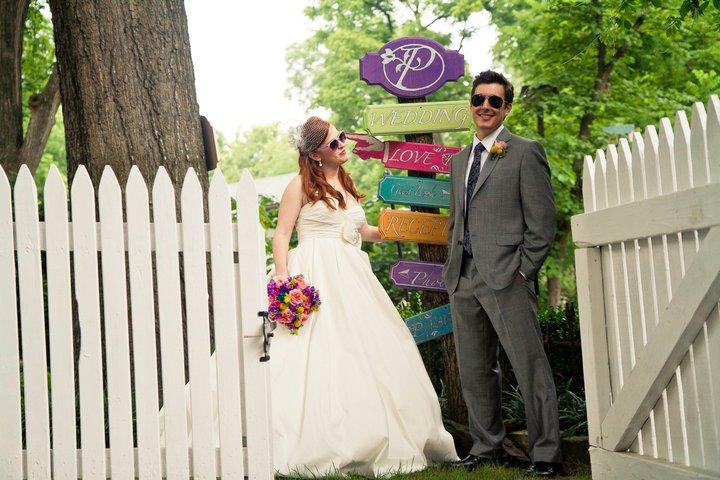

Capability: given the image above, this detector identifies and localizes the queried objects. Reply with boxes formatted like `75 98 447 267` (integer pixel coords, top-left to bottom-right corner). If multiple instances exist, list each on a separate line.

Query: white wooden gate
572 95 720 479
0 165 273 479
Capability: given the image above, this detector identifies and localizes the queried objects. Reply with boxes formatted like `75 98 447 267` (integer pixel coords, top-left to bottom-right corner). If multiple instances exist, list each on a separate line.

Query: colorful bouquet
266 274 321 334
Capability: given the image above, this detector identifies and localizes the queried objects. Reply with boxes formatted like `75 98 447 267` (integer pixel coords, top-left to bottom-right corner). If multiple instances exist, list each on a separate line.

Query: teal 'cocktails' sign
364 100 472 135
378 175 450 208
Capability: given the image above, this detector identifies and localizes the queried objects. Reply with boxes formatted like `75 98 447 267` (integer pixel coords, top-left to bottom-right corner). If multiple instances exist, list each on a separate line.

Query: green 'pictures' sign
363 100 473 135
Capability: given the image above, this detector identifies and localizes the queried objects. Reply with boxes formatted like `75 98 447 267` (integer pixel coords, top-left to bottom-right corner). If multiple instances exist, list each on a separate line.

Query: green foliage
489 0 720 298
22 0 55 129
286 0 482 130
218 123 299 182
35 110 67 184
502 381 588 437
537 303 583 388
499 303 585 434
557 382 589 437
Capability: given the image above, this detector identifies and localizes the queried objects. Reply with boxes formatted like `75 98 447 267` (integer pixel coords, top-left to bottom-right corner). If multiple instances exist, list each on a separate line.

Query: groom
443 70 562 477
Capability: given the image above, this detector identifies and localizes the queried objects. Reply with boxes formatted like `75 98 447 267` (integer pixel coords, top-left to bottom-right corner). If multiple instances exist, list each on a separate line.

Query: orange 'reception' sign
378 209 449 245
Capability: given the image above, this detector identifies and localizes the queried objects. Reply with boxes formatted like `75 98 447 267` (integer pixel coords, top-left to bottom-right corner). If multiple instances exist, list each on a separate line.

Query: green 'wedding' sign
363 100 473 135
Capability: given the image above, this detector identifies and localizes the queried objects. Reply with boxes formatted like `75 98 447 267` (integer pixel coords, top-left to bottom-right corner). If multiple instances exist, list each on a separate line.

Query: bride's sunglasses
318 131 347 151
471 94 505 109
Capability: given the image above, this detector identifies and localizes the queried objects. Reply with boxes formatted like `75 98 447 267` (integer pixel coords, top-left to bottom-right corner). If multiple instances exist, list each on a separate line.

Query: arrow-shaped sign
378 175 450 208
404 304 453 344
378 209 448 245
390 260 446 292
347 133 460 174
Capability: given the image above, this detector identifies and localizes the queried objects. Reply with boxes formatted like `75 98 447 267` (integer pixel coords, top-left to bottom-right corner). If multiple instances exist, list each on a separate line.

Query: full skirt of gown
270 201 457 476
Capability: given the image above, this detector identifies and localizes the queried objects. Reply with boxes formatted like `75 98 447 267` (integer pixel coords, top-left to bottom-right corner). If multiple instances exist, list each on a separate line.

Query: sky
185 1 498 139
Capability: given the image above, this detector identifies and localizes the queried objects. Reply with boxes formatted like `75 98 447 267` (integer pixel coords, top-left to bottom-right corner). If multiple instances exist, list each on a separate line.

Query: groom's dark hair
472 70 514 104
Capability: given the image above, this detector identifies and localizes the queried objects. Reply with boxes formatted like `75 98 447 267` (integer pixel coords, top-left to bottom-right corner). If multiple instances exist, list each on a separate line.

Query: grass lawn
279 463 592 480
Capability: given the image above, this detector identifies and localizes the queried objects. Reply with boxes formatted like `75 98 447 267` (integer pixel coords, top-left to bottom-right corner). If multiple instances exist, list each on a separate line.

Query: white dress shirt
463 125 504 208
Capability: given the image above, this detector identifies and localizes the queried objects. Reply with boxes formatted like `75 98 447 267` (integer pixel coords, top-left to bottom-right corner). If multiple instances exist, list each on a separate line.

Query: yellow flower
297 306 305 314
490 140 508 157
280 304 287 312
293 320 302 327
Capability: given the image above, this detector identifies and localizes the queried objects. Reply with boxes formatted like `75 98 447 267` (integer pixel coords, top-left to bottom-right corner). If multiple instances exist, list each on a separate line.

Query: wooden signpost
378 209 448 245
347 133 459 174
359 37 464 98
378 175 450 208
363 100 472 135
360 35 465 420
358 36 463 354
404 304 452 344
390 260 445 292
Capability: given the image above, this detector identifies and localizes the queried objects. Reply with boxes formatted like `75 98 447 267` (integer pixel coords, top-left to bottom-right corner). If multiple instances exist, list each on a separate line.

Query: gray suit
442 127 561 463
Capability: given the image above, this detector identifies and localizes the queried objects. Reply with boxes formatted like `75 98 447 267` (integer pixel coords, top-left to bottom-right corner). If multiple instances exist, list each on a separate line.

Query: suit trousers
449 253 561 463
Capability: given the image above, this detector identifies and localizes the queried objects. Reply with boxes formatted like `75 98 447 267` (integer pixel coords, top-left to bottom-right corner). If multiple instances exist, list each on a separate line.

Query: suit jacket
442 127 556 292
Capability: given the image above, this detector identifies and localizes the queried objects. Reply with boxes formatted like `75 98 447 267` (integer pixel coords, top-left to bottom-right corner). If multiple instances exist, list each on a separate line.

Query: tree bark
48 0 209 381
0 0 62 178
16 64 61 174
48 0 208 197
398 96 467 425
0 0 29 175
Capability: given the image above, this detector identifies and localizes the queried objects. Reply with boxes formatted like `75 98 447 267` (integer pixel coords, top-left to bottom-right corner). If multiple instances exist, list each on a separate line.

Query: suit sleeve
519 141 556 279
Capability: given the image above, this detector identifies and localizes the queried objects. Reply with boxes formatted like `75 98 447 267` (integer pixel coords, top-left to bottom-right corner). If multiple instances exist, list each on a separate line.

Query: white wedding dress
270 200 457 476
161 200 458 477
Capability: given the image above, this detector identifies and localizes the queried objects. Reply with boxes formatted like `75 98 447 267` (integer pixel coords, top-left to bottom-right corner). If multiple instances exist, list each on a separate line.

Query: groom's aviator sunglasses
471 94 505 109
318 131 347 151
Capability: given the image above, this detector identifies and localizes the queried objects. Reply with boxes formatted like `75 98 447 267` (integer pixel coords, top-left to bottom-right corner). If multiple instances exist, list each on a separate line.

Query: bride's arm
359 223 382 242
272 176 303 276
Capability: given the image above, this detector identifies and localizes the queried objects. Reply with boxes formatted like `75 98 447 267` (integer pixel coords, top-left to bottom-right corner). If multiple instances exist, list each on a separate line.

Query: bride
269 116 457 476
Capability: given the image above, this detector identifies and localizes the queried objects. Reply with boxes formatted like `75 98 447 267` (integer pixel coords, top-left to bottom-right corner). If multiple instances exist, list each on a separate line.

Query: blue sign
378 175 450 208
404 304 453 344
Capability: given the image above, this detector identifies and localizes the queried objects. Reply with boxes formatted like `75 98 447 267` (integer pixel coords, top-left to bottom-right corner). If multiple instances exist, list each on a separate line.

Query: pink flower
289 289 305 305
490 140 508 157
280 310 295 324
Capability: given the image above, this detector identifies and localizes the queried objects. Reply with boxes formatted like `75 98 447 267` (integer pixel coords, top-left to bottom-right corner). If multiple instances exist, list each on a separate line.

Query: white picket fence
0 165 273 479
572 94 720 479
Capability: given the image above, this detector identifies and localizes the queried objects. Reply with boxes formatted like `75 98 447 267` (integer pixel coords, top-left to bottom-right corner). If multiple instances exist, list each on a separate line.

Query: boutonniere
490 140 508 158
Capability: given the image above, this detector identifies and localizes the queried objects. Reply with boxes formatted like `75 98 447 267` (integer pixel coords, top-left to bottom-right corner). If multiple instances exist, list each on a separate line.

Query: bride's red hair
296 116 363 210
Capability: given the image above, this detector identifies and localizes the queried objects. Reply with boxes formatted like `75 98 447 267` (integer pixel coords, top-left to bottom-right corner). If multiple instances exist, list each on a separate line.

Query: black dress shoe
524 461 563 477
449 454 508 471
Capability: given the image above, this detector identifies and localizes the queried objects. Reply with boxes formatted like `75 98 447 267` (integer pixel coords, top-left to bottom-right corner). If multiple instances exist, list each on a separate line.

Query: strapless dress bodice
295 201 366 248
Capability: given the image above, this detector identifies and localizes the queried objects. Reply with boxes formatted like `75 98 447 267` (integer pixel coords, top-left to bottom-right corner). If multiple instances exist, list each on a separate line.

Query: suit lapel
470 127 512 201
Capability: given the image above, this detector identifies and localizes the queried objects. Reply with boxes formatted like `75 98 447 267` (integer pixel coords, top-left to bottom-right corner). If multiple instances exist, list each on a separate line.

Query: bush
502 380 588 437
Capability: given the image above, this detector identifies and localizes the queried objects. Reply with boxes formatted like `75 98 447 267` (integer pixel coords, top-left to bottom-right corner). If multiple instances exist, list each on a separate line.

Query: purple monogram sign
360 37 464 98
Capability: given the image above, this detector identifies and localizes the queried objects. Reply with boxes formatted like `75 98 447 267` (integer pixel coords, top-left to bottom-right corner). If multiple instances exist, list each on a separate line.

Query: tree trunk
398 96 467 425
48 0 207 196
0 0 28 176
0 0 62 178
48 0 209 382
16 65 61 173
